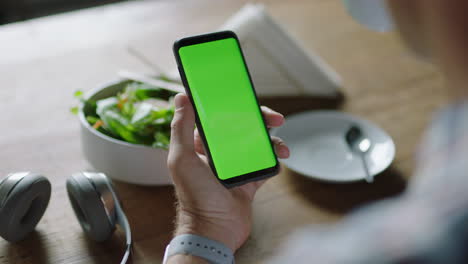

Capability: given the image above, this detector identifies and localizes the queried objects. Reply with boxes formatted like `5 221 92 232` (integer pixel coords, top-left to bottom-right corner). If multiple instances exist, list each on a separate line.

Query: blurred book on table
170 4 342 99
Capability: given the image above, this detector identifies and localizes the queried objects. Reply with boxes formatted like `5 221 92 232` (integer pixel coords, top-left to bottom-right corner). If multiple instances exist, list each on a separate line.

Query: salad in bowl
74 77 180 185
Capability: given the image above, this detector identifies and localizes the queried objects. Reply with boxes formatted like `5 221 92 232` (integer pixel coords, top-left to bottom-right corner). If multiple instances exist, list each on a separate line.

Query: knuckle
167 152 194 171
167 157 182 172
170 109 186 129
170 116 182 130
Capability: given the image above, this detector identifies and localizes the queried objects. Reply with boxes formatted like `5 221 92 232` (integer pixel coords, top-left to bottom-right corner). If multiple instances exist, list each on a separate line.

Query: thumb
169 93 196 157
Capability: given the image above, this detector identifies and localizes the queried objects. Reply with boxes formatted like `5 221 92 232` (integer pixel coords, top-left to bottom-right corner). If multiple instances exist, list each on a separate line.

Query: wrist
167 254 208 264
175 210 237 252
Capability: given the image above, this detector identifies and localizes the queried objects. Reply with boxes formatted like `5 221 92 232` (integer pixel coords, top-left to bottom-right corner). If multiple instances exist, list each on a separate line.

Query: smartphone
173 30 279 188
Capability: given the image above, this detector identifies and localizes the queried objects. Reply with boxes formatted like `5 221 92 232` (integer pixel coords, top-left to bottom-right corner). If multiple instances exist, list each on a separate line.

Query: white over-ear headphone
343 0 394 32
0 172 132 264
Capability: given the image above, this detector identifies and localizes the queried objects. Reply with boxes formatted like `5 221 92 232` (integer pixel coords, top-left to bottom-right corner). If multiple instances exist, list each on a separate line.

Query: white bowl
79 79 172 185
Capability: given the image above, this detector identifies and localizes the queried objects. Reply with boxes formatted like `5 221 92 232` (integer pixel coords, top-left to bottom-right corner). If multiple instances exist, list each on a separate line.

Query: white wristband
163 234 235 264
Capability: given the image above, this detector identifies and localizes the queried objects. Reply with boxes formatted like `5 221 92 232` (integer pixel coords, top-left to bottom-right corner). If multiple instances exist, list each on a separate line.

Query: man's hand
167 93 290 254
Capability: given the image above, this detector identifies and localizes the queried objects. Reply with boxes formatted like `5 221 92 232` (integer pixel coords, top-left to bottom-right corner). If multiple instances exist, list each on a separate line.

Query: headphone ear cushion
66 173 115 242
0 173 51 242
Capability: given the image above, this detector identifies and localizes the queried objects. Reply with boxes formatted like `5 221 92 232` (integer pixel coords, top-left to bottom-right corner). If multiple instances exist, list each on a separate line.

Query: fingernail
279 115 285 123
274 111 284 119
269 108 282 117
174 94 185 109
279 145 290 158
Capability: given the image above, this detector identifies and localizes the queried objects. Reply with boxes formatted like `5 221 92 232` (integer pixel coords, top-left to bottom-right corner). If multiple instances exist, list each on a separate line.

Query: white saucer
271 111 395 182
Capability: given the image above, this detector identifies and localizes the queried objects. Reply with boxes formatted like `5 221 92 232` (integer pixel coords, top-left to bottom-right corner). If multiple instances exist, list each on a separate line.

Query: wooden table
0 0 448 263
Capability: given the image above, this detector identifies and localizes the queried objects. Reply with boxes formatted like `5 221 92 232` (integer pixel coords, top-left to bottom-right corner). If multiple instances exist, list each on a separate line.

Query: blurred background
0 0 449 263
0 0 129 24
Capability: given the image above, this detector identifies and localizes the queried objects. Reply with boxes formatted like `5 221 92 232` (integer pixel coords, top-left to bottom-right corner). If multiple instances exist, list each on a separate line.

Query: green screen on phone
178 37 277 181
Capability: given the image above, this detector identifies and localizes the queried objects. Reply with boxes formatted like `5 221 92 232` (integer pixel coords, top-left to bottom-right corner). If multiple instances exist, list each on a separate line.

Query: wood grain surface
0 0 448 263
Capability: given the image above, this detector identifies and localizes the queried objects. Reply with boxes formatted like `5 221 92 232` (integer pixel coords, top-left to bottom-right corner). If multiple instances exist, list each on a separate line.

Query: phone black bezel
173 30 280 188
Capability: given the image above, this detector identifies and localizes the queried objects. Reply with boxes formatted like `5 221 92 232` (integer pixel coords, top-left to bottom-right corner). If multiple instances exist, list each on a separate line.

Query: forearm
175 209 238 252
166 254 208 264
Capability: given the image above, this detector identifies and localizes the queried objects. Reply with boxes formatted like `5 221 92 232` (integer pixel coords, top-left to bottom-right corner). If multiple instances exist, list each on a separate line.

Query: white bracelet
163 234 235 264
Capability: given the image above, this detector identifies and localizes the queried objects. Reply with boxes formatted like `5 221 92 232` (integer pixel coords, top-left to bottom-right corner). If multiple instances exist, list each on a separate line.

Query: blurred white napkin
170 4 342 97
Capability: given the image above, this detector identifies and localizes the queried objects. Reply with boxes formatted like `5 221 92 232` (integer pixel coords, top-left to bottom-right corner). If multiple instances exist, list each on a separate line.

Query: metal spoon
345 125 373 183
